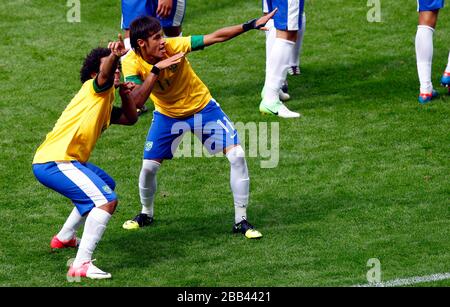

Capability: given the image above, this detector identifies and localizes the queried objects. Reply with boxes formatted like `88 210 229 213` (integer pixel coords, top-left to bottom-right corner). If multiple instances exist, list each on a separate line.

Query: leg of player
264 18 290 102
50 208 86 249
441 51 450 89
260 29 300 118
68 200 117 280
163 26 182 37
158 0 186 37
416 9 440 104
123 29 132 50
122 159 162 230
288 12 306 76
225 145 262 239
260 0 302 118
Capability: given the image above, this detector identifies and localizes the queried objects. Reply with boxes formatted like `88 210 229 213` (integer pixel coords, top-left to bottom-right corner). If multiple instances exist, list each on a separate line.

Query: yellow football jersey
122 36 212 118
33 79 115 164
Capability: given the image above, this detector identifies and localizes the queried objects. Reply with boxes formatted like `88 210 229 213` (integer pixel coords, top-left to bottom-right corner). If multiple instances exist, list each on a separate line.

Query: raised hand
119 82 136 96
256 8 278 31
108 33 129 57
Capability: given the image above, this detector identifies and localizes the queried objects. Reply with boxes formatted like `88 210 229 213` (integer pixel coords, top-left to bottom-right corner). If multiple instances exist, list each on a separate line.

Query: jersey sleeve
93 77 114 94
165 37 191 54
122 53 143 85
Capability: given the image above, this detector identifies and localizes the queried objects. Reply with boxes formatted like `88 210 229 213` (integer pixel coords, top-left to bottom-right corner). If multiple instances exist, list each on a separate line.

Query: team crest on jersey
145 141 153 151
168 64 178 73
102 185 112 194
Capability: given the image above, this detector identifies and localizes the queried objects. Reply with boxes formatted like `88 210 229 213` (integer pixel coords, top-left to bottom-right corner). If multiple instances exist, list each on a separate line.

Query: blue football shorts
263 0 305 31
417 0 445 11
121 0 186 29
143 99 240 160
33 161 117 216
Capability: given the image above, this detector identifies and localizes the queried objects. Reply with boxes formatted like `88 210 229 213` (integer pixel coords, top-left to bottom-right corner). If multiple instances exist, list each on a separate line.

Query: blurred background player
262 0 306 102
32 35 139 279
121 0 187 115
121 0 186 46
260 0 305 118
415 0 450 104
120 12 278 239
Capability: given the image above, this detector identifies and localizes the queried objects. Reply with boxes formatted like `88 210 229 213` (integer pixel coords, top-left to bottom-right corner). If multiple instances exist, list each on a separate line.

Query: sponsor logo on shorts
102 185 113 194
145 141 153 151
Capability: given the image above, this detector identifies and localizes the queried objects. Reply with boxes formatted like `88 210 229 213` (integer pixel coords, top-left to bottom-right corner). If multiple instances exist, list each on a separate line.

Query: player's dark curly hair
130 16 162 56
80 47 111 83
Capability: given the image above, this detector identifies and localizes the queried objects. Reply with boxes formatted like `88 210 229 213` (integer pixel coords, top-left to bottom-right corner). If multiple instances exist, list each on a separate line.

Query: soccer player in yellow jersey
32 35 183 279
121 10 278 239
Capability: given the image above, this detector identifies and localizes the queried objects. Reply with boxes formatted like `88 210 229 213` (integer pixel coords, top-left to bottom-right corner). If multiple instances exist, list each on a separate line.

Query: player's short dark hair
80 47 111 83
130 16 162 55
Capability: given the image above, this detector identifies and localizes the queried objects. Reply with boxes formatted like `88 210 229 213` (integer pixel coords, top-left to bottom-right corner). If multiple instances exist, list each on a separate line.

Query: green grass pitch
0 0 449 286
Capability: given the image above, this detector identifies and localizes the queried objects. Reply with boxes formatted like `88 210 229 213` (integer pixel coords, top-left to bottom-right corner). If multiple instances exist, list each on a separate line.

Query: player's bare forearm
203 9 278 47
203 25 246 47
129 75 159 109
98 34 129 88
117 82 138 125
127 52 185 108
97 53 120 88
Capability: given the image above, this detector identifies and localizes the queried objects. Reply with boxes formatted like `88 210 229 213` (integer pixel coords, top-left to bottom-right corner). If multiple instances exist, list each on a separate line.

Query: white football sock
415 25 434 93
226 146 249 224
445 51 450 72
265 19 276 73
74 207 111 267
263 38 295 102
124 37 131 51
292 12 306 67
139 160 160 217
57 207 86 242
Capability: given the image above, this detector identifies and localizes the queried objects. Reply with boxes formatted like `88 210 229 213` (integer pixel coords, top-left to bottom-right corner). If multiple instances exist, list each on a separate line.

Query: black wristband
243 18 262 32
151 65 160 76
242 18 257 32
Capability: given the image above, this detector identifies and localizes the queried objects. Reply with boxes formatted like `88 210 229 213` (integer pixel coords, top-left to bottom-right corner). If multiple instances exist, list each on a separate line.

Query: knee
226 146 246 164
163 26 182 37
419 11 439 28
226 146 248 174
141 159 161 175
99 199 118 215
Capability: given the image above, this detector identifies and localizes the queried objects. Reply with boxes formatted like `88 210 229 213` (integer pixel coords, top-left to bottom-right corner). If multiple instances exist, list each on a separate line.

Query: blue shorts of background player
143 100 240 160
417 0 444 12
32 161 117 216
265 0 305 31
121 0 186 30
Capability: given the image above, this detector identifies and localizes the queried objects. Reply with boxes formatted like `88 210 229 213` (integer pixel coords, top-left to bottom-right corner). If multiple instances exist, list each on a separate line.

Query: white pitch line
353 273 450 287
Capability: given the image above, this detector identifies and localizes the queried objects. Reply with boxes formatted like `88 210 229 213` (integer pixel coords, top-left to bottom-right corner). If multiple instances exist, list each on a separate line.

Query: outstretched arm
203 9 277 47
